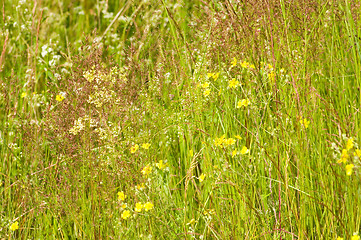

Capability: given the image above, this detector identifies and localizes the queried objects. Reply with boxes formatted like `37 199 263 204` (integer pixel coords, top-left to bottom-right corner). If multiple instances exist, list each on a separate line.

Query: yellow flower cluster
10 221 19 231
117 189 154 220
299 118 310 129
207 72 220 80
230 57 255 69
228 78 240 88
237 99 250 108
130 143 151 153
56 93 65 102
214 135 236 148
135 202 154 212
141 164 152 176
337 137 359 176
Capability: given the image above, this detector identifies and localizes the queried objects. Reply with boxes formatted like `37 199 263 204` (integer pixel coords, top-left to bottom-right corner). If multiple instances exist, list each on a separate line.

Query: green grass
1 0 361 239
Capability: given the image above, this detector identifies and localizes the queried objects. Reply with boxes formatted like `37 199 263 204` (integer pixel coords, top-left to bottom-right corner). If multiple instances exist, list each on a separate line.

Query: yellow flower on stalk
237 99 250 108
346 138 354 151
121 210 131 220
21 92 27 98
232 149 238 158
228 78 239 88
135 202 144 212
201 82 210 89
231 57 237 67
130 144 139 153
299 118 310 129
198 173 206 182
240 146 249 155
117 191 127 201
351 234 360 240
56 94 65 102
225 138 236 146
203 88 211 97
336 237 343 240
345 164 354 176
144 202 154 211
337 149 349 164
213 72 220 80
240 61 249 68
214 135 226 148
156 160 167 170
207 72 214 78
141 143 151 149
10 221 19 231
141 164 152 176
235 135 242 140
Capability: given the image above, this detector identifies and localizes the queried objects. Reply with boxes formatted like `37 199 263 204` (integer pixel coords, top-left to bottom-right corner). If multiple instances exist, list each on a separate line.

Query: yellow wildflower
240 61 249 68
225 138 236 146
135 202 144 212
141 164 152 176
144 202 154 211
228 78 239 88
240 146 249 155
218 88 222 96
117 191 127 201
201 82 210 89
213 72 220 80
351 234 360 240
231 57 237 67
121 210 131 220
21 92 27 98
235 135 242 140
136 183 145 190
345 164 354 176
10 221 19 231
346 138 354 151
130 144 139 153
207 72 214 78
198 173 206 182
156 160 167 170
121 203 127 209
56 94 65 102
299 118 310 129
249 64 255 69
237 99 250 108
203 88 211 97
214 135 226 148
336 237 343 240
141 143 151 150
337 149 349 164
232 149 238 158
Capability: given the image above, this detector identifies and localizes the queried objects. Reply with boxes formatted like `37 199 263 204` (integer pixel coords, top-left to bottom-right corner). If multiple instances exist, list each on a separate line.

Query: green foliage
1 0 361 239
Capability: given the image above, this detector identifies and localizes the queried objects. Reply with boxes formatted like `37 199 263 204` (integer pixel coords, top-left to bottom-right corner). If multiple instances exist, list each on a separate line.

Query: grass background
1 0 361 239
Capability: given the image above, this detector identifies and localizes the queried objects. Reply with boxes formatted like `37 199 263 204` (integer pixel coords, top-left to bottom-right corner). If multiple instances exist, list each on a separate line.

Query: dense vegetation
1 0 361 239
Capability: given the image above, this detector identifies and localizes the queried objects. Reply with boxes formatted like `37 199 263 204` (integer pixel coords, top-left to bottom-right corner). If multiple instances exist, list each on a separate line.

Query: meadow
1 0 361 239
